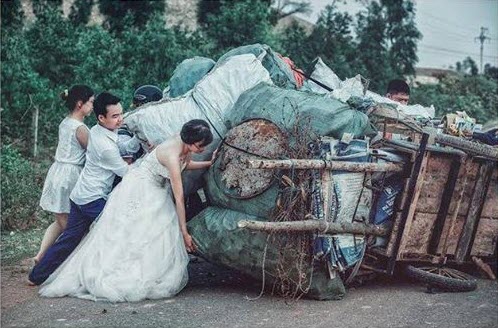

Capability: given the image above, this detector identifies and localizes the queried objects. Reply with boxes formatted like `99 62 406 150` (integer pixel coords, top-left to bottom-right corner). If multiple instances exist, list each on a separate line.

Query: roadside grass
1 213 51 265
1 145 54 265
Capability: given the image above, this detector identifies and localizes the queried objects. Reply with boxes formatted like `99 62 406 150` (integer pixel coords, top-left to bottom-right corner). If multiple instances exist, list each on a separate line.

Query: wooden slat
455 160 495 262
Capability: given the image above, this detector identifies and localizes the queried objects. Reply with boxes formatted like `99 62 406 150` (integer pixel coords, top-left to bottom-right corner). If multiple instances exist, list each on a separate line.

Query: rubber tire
405 265 477 292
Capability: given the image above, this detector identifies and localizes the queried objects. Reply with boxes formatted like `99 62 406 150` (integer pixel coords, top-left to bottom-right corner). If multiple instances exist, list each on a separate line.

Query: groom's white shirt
70 124 129 205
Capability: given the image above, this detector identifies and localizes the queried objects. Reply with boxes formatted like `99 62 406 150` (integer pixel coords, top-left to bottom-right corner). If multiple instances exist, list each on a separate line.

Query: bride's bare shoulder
156 137 181 164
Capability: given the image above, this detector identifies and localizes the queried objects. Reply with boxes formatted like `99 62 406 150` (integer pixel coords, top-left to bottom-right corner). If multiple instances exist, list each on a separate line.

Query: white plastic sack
124 54 272 194
125 54 272 145
307 59 435 119
306 57 342 93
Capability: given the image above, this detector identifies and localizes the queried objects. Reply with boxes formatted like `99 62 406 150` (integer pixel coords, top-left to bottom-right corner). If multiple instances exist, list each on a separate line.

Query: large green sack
225 83 377 139
188 206 346 301
218 44 297 89
168 56 216 98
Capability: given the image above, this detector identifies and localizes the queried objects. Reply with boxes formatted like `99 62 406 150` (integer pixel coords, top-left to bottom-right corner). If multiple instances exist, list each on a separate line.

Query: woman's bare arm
75 125 89 150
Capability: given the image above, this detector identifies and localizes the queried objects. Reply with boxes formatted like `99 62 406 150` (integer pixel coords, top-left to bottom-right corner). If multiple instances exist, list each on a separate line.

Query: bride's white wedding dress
39 149 189 302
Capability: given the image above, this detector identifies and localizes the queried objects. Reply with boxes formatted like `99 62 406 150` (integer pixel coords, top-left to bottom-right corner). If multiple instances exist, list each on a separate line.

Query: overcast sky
296 0 498 71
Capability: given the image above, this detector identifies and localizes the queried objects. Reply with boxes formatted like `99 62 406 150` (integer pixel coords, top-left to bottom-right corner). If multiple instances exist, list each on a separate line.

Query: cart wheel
405 265 477 292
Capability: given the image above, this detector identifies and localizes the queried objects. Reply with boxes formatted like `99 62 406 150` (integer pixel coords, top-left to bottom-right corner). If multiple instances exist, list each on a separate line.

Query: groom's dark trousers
29 198 106 285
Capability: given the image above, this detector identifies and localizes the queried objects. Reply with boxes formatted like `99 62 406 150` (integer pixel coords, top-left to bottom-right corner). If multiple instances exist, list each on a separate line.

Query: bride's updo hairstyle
180 119 213 147
60 84 94 112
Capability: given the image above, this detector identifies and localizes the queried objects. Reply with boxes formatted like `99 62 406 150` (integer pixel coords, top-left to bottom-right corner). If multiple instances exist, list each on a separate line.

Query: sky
295 0 498 71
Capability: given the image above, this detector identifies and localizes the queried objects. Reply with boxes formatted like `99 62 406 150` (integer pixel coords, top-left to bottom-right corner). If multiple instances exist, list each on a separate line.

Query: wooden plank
437 215 466 255
396 152 430 259
455 160 495 262
433 132 498 160
387 133 431 275
416 154 455 214
471 218 498 257
481 168 498 218
402 212 438 255
428 155 462 254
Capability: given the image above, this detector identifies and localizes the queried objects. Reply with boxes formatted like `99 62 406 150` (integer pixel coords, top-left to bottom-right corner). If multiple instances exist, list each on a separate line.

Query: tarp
218 44 298 90
187 206 346 300
304 57 436 119
166 56 216 98
124 54 272 194
226 83 377 140
125 54 272 146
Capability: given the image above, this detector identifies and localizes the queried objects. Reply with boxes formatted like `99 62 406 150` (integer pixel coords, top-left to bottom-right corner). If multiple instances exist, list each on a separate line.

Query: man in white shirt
29 92 129 285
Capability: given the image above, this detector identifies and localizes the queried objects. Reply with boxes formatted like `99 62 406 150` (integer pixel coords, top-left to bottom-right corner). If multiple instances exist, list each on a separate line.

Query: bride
39 119 215 302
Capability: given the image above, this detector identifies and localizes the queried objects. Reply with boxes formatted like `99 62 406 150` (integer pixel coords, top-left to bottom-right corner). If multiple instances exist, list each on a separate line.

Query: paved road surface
2 259 497 328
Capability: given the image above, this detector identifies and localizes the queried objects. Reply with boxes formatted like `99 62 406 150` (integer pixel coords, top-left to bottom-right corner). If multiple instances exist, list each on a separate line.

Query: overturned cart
126 44 497 299
232 132 498 295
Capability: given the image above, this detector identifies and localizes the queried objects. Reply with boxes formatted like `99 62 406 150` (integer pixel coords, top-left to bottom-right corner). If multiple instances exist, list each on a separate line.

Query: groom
29 92 129 285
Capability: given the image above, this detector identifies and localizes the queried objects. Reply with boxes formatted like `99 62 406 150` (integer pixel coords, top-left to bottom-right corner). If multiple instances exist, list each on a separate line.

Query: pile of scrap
124 44 498 299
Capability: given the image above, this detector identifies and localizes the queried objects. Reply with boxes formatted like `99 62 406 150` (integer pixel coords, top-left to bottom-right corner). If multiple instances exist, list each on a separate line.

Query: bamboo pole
431 131 498 160
237 219 390 236
246 159 404 172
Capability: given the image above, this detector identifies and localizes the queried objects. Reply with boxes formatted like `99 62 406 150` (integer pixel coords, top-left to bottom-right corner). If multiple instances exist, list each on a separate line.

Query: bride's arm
186 149 218 170
156 148 196 252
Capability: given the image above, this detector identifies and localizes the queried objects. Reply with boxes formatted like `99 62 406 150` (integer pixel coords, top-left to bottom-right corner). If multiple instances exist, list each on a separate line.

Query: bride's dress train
39 149 189 302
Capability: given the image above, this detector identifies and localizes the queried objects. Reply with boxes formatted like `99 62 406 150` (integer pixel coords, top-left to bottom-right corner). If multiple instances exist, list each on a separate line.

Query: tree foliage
97 0 165 32
69 0 94 25
1 0 24 29
203 0 277 54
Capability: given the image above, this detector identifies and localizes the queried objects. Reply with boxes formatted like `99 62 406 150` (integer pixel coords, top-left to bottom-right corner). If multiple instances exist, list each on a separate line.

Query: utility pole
475 27 490 74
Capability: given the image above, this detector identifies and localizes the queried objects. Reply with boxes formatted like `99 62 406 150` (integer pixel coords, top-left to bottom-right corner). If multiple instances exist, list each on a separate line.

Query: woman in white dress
36 85 95 264
39 119 215 302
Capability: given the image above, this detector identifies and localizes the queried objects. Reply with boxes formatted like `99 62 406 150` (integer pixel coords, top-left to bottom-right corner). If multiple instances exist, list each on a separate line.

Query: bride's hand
210 148 219 165
183 233 196 253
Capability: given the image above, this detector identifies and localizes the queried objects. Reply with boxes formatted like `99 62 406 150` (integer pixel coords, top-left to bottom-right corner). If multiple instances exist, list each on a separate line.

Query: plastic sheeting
305 57 436 119
167 56 216 98
218 44 298 89
124 54 272 146
226 83 377 140
187 206 346 300
124 54 272 194
311 139 371 270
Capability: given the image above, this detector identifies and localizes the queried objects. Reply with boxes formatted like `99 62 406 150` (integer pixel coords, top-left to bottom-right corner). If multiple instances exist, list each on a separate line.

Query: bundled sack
124 54 272 194
124 54 271 146
188 206 346 300
303 57 435 119
226 83 377 140
218 44 298 90
166 56 216 98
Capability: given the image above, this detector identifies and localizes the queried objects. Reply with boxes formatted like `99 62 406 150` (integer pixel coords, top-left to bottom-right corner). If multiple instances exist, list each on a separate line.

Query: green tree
32 0 63 17
456 57 479 76
354 0 421 93
97 0 165 32
411 75 498 123
1 0 24 29
383 0 421 76
279 22 312 68
198 0 271 26
306 4 356 79
69 0 94 26
484 63 498 81
203 0 278 55
26 5 80 86
1 27 53 147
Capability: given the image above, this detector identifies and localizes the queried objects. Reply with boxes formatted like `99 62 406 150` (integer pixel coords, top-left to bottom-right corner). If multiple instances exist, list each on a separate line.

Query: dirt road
2 260 497 328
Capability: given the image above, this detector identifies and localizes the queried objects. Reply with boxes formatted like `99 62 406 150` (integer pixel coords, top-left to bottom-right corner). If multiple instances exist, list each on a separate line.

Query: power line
417 8 485 36
419 44 498 59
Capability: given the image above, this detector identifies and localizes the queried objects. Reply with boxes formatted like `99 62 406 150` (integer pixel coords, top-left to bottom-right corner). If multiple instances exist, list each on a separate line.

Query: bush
1 145 43 230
